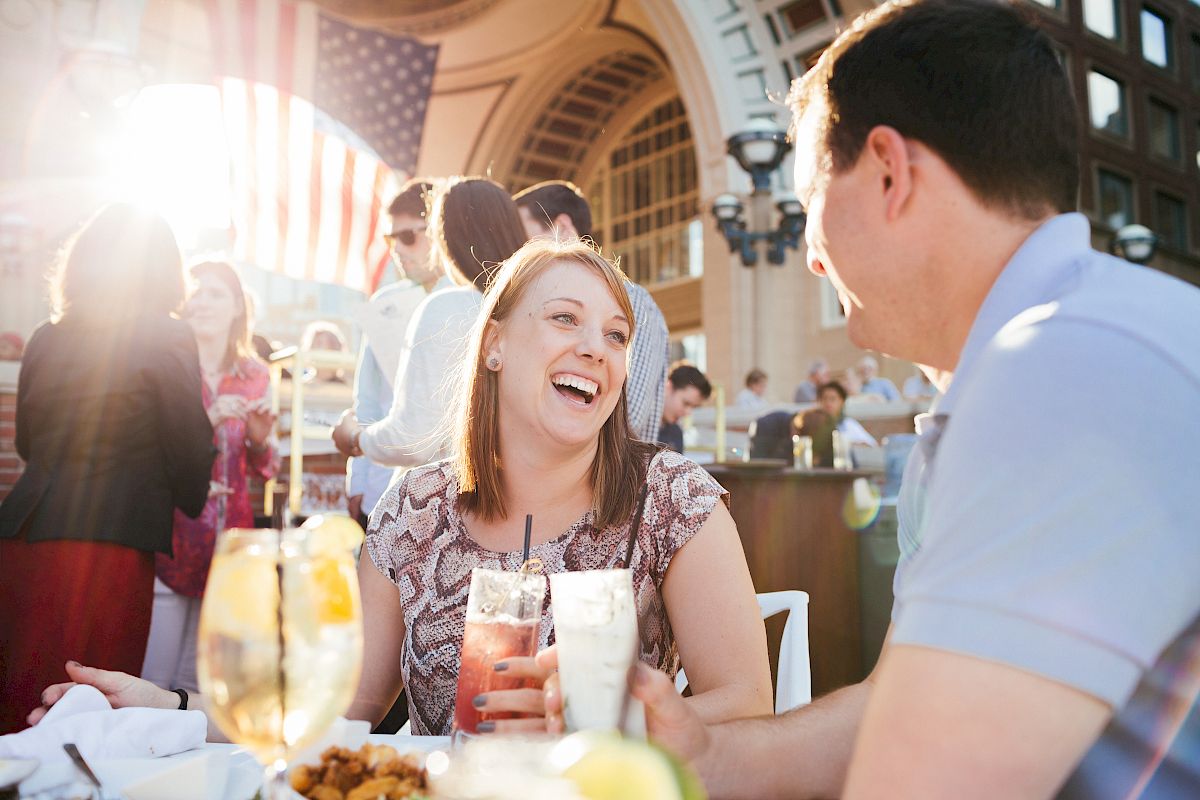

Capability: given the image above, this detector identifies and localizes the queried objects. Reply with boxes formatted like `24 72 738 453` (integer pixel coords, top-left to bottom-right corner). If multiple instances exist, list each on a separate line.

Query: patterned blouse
364 449 728 736
156 357 278 597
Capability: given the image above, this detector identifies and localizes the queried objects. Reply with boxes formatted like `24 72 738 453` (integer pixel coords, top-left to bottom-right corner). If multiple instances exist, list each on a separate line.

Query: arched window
587 97 701 286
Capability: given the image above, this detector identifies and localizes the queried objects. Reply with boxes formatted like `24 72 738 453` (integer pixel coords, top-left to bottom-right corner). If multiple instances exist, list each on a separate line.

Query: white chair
675 590 811 714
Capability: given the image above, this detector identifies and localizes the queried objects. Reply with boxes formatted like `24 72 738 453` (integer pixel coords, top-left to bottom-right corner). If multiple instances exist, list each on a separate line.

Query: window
1191 34 1200 87
1140 8 1172 68
588 97 700 287
1153 191 1187 249
781 0 828 35
819 279 846 329
1084 0 1122 39
1087 70 1129 137
1097 169 1134 229
1147 99 1180 160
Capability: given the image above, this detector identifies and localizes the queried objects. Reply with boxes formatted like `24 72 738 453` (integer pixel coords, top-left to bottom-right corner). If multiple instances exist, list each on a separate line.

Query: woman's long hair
50 203 184 325
452 238 656 530
429 177 527 291
187 261 254 373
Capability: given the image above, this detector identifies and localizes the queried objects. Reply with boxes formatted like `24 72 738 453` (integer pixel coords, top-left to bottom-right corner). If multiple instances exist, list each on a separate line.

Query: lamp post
1111 224 1159 265
712 118 806 377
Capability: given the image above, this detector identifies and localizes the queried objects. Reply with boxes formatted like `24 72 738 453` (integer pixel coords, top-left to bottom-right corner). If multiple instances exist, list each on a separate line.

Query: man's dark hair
388 178 436 219
788 0 1078 218
512 180 593 238
818 381 848 402
669 364 712 400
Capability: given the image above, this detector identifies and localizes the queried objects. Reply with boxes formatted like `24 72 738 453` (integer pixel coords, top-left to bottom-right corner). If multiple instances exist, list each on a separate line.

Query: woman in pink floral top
142 262 278 692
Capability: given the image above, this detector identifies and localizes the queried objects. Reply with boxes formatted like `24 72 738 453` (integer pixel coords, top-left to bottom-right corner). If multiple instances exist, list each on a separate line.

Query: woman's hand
208 394 247 427
471 656 555 734
244 397 276 448
27 662 179 726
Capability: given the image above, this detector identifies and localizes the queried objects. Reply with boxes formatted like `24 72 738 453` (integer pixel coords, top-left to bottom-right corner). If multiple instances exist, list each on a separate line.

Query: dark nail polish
472 694 487 708
477 722 495 733
493 661 509 672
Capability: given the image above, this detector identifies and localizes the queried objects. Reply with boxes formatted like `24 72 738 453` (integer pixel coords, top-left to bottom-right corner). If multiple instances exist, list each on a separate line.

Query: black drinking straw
622 485 650 568
522 514 533 566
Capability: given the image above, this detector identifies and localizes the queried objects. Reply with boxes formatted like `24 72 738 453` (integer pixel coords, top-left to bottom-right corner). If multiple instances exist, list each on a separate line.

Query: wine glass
197 527 364 798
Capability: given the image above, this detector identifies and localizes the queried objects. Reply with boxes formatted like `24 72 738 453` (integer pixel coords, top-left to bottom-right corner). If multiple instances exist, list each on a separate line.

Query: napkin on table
0 684 207 764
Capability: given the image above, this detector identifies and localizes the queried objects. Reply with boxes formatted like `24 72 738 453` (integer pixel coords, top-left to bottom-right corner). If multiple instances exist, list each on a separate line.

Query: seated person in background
300 321 348 384
797 408 837 468
903 367 938 400
856 355 900 401
818 381 877 447
658 362 712 453
735 368 769 410
0 331 24 361
792 357 830 403
748 409 801 461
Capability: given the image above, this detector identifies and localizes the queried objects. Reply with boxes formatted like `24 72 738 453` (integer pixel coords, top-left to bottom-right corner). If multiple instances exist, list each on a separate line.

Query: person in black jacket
0 203 214 733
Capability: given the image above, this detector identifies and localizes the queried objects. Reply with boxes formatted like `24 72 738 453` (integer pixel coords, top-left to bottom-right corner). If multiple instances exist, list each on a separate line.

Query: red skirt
0 537 154 734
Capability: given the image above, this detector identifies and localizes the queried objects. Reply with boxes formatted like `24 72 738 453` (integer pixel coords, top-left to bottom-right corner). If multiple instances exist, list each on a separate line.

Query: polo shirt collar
933 212 1092 418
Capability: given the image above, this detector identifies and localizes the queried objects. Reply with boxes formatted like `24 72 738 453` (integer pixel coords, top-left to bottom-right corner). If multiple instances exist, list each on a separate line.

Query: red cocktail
452 568 546 738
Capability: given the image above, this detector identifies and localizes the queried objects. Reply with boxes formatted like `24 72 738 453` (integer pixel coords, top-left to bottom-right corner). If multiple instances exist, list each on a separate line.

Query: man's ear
864 125 914 222
553 213 579 239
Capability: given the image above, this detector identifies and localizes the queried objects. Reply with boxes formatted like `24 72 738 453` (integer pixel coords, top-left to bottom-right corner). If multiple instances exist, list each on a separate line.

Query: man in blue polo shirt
621 1 1200 797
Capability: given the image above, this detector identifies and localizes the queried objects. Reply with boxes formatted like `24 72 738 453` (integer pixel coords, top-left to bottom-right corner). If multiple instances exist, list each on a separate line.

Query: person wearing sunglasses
344 178 449 529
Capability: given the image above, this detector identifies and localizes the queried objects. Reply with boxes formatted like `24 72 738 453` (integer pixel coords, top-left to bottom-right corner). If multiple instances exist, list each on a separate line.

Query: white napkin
0 684 206 764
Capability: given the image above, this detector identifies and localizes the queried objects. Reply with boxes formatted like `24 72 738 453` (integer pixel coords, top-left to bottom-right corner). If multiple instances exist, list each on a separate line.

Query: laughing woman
353 238 772 735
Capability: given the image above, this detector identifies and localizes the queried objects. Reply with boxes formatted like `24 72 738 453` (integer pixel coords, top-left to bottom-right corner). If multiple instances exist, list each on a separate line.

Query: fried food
289 743 429 800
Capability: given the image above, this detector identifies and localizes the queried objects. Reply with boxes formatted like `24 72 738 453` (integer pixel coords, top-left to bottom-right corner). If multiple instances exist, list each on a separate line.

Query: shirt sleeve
892 318 1200 708
645 451 729 585
348 344 386 497
625 283 669 443
359 291 476 467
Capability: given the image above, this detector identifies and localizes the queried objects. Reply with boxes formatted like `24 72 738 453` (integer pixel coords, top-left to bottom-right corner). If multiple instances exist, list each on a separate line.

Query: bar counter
705 464 884 697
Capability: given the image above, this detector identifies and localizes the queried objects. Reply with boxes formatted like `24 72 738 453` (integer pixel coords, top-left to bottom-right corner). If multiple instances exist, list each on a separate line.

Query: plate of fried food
288 743 431 800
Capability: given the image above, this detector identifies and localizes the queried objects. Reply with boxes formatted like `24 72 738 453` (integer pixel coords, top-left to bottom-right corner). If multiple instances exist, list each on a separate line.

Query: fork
62 743 118 800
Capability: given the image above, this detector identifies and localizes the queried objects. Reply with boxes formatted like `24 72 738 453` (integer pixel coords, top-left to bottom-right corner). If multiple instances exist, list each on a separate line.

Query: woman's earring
486 355 501 371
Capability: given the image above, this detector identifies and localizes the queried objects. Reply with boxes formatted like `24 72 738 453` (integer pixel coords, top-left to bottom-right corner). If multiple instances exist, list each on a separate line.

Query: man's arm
845 646 1109 799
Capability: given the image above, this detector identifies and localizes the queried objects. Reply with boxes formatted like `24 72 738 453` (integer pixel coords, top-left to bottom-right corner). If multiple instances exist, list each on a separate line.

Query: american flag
205 0 438 291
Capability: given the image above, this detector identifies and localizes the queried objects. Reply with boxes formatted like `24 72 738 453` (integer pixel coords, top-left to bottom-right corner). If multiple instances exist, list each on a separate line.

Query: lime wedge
554 733 706 800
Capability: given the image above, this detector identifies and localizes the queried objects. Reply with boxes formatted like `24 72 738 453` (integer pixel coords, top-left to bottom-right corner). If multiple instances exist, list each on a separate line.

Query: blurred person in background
856 355 900 401
0 204 214 733
300 321 349 384
332 177 527 468
817 381 877 447
513 180 670 444
0 331 24 361
141 261 277 694
902 366 938 401
659 362 712 453
346 179 448 527
792 357 830 403
735 368 769 410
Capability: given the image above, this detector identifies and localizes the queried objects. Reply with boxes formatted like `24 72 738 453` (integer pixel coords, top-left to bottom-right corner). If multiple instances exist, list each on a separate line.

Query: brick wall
0 389 20 501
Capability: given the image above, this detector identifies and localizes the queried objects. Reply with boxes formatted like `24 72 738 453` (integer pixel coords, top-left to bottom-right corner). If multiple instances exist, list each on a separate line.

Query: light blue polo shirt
892 213 1200 797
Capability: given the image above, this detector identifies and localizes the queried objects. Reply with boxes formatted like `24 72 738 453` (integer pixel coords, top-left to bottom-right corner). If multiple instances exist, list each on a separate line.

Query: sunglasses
384 227 424 247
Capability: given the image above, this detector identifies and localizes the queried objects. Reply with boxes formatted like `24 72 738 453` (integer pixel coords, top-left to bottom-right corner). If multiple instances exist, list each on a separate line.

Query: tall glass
197 528 364 798
453 567 547 740
550 569 644 734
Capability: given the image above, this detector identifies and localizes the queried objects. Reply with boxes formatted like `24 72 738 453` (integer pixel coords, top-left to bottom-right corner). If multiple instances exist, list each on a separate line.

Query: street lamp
713 118 805 267
1111 224 1159 265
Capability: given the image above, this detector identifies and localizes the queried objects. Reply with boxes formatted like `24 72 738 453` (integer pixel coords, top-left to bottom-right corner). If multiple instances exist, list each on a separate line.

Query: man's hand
27 662 178 725
331 409 361 457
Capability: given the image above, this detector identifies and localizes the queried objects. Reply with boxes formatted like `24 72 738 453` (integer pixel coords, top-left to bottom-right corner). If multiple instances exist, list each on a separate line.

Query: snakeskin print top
364 449 728 735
